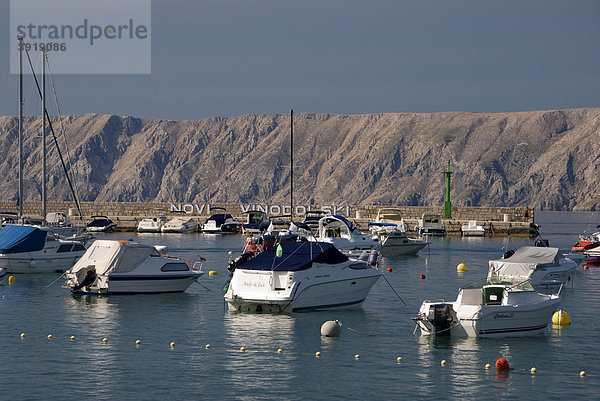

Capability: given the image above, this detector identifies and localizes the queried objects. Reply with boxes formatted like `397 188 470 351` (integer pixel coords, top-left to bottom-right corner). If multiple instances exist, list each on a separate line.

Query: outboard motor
427 304 454 336
73 269 97 291
368 250 379 267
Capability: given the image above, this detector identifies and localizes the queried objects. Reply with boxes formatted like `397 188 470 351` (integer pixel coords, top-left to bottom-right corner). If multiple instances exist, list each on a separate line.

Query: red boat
572 231 600 253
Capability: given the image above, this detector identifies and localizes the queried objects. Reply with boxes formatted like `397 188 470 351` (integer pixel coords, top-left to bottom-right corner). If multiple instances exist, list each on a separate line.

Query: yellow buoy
552 310 571 326
354 354 360 359
136 339 142 345
8 275 16 285
70 335 76 341
315 351 321 357
240 346 246 352
102 337 108 343
209 271 218 276
170 342 176 347
47 334 53 339
441 360 447 366
580 371 586 377
457 263 467 272
531 367 537 374
205 344 211 349
485 363 491 369
277 348 283 354
20 332 26 338
396 356 402 362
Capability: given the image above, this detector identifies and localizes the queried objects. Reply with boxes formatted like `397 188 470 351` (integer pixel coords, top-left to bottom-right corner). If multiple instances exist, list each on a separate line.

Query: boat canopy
320 215 358 232
0 225 48 254
238 241 349 271
69 240 161 275
205 214 232 225
488 246 560 279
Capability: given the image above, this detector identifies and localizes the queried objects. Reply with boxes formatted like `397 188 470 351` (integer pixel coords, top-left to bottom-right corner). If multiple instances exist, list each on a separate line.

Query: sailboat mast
18 38 24 219
290 108 293 219
41 48 47 220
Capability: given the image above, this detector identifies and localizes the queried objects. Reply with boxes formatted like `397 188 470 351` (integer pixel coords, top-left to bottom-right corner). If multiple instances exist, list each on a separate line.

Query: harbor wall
0 200 534 234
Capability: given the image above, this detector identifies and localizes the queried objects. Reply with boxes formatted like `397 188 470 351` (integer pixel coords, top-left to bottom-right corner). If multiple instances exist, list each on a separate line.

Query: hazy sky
1 0 599 120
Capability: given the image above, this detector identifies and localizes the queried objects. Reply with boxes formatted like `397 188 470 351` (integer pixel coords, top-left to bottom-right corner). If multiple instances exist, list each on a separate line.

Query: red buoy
387 267 392 272
495 358 510 370
419 274 426 280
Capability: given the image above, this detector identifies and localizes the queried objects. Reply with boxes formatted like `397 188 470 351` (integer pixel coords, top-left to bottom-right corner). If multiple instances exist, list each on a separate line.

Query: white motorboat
461 220 485 237
225 241 381 313
372 208 408 230
64 239 204 294
242 210 269 235
416 214 446 236
202 208 241 234
0 225 87 273
412 278 561 337
86 216 117 232
161 213 199 233
137 215 168 233
488 246 577 288
316 215 380 253
368 223 428 256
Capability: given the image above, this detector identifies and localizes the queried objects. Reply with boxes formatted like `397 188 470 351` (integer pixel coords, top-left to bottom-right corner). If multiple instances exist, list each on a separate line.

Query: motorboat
64 239 204 294
86 216 117 233
315 215 380 253
161 212 199 233
368 222 427 256
0 225 87 273
302 210 327 232
224 241 381 313
137 215 168 233
202 208 241 234
372 208 408 230
572 229 600 252
242 210 269 235
460 220 485 237
412 278 561 337
416 214 446 236
584 244 600 266
45 212 84 237
488 246 577 288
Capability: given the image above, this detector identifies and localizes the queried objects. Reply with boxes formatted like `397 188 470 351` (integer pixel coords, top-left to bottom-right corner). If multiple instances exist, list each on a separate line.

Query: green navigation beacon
442 160 453 219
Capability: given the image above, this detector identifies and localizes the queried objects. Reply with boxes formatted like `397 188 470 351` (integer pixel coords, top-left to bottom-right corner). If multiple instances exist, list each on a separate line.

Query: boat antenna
24 49 84 220
290 108 293 219
18 37 24 219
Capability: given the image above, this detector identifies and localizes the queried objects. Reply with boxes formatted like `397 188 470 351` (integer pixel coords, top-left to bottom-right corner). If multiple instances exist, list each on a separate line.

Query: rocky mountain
0 108 598 210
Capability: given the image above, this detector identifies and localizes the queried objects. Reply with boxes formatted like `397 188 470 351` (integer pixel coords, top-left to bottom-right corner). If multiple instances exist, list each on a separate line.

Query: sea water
1 211 599 400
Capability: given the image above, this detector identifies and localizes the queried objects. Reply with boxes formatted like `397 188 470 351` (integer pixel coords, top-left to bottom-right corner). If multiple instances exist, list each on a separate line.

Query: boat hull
72 273 201 294
225 268 381 313
0 252 83 273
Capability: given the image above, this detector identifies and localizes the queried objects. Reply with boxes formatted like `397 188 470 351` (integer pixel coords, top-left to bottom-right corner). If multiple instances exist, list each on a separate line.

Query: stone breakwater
0 201 534 235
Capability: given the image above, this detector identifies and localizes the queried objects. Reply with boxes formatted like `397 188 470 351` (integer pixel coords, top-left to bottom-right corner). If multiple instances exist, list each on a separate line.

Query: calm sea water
1 211 599 400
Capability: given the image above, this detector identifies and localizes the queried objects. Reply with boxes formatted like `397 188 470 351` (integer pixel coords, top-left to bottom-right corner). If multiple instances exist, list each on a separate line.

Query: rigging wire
24 49 84 220
45 57 83 221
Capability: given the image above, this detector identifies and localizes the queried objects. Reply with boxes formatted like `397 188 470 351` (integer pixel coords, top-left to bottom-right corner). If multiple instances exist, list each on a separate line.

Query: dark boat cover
0 225 48 254
239 241 349 271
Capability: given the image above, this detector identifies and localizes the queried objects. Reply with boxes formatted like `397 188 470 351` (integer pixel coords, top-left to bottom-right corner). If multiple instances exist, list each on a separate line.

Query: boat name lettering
493 313 514 319
242 281 265 288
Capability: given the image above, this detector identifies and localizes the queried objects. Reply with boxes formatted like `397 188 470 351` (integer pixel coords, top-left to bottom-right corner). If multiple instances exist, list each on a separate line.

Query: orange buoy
387 267 392 272
495 358 510 370
583 264 589 270
419 274 426 279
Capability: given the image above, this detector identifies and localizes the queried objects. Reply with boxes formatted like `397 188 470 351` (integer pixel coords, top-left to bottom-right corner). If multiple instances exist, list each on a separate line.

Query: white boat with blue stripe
64 239 203 294
225 241 381 313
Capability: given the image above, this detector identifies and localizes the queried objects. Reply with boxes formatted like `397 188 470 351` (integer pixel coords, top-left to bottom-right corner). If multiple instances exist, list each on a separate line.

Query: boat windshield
463 278 535 292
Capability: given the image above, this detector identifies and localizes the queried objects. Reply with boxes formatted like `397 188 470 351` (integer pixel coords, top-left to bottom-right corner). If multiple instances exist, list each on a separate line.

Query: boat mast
18 37 24 219
290 108 294 219
41 48 47 220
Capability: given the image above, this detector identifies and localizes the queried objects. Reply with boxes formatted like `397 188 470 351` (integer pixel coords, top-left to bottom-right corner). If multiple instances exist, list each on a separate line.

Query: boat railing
192 260 203 271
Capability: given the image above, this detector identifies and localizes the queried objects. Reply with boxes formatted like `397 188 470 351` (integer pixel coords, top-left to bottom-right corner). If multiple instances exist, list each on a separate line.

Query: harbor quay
0 200 535 235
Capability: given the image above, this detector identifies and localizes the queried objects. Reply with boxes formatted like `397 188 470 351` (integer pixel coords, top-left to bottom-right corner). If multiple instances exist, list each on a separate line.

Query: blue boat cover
0 225 48 254
325 215 357 232
239 241 349 271
87 218 113 228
